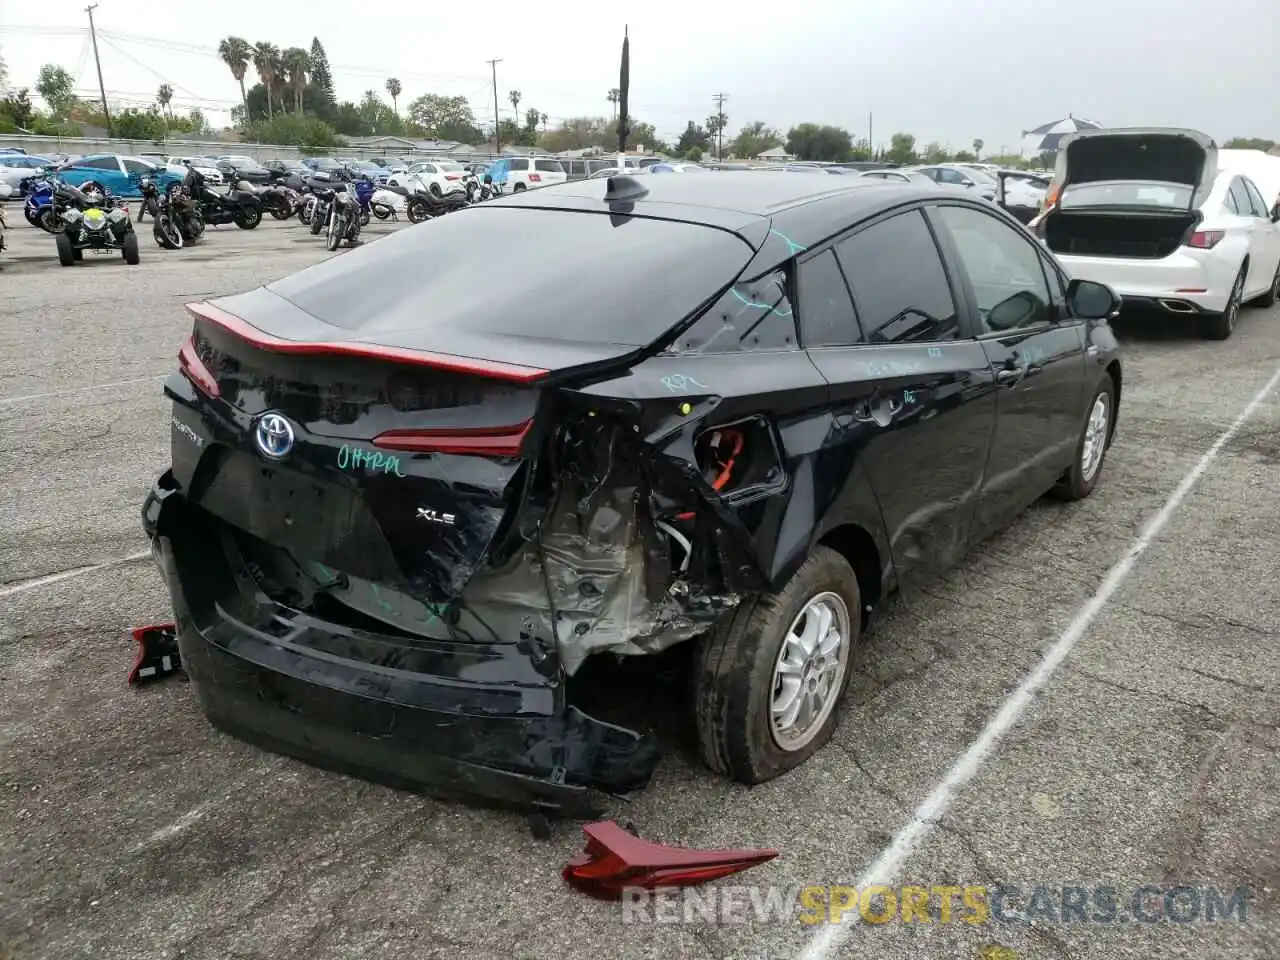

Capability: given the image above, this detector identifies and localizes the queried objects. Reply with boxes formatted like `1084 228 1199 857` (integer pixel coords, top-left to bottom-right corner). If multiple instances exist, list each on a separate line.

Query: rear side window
1242 179 1268 217
1227 179 1253 216
797 250 861 347
79 156 119 170
508 159 529 171
835 210 960 343
534 159 564 173
665 268 797 355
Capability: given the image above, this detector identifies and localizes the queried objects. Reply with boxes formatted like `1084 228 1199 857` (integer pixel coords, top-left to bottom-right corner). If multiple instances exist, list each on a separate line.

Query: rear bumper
141 471 660 817
1054 252 1232 313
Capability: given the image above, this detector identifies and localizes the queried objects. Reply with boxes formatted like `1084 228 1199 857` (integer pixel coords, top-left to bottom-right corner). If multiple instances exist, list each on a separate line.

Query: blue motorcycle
23 176 62 233
353 177 375 227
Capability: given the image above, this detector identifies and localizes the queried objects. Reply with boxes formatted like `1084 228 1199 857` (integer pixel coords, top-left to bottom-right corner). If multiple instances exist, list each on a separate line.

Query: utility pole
867 111 873 159
86 3 111 135
712 92 728 160
487 58 503 155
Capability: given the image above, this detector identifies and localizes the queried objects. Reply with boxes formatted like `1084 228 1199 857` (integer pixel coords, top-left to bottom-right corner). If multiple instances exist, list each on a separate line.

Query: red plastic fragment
562 820 778 900
127 622 181 685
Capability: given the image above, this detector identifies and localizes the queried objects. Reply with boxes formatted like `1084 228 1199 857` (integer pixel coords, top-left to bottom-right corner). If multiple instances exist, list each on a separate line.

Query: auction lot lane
1 215 1277 960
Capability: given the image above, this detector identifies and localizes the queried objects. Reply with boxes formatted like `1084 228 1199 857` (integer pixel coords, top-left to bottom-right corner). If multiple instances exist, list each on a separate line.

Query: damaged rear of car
143 192 821 815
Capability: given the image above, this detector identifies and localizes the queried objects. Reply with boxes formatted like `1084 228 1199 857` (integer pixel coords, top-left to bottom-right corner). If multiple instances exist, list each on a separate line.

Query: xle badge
416 507 456 525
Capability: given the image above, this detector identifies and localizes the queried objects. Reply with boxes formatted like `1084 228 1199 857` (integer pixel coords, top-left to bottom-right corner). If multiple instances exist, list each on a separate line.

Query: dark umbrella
617 26 630 158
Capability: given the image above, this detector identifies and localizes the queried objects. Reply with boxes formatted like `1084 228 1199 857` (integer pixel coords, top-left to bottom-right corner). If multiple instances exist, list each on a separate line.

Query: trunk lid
177 207 756 607
1054 127 1218 211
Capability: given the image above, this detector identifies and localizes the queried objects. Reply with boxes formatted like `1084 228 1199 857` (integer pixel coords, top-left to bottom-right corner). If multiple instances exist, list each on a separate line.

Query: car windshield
1061 180 1192 209
349 160 379 171
437 161 465 172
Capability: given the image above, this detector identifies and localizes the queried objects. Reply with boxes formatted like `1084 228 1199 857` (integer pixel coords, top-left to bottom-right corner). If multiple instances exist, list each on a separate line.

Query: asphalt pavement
1 208 1277 960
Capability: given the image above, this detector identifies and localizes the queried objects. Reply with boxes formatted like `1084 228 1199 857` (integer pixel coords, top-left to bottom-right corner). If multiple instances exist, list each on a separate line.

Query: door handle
996 365 1026 384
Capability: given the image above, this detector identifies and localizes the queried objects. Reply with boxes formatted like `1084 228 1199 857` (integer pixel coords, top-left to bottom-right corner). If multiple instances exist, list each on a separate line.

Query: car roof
489 171 940 243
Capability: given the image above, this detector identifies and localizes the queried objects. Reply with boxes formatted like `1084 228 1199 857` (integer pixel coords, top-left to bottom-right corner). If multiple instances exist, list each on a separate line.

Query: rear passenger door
929 202 1088 539
800 206 999 590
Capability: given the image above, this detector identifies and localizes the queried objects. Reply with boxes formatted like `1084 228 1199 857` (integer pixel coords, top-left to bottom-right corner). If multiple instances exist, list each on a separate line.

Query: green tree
252 42 282 118
972 138 984 159
36 64 75 117
280 47 310 113
921 141 949 163
385 77 402 114
0 48 9 91
885 132 917 164
730 121 782 160
407 93 481 142
685 146 702 162
156 84 174 119
706 111 728 157
607 88 619 119
786 123 853 162
218 37 253 125
248 111 344 148
309 38 337 116
1036 150 1057 170
509 89 521 116
675 120 710 156
538 116 607 152
1 88 35 128
951 150 977 163
1223 137 1276 151
605 116 660 152
113 107 167 141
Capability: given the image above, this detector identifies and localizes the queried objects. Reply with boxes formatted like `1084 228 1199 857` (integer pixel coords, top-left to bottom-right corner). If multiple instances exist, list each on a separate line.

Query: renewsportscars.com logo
620 884 1252 925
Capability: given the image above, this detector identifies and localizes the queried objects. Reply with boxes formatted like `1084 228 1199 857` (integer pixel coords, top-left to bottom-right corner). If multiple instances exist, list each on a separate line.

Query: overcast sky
2 0 1276 151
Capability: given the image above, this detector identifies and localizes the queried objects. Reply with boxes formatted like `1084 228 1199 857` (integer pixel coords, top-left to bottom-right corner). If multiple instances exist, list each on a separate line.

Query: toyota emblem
254 412 295 460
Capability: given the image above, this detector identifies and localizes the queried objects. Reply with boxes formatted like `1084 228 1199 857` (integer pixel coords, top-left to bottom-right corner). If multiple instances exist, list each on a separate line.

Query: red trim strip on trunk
185 301 550 384
372 420 533 457
178 335 221 398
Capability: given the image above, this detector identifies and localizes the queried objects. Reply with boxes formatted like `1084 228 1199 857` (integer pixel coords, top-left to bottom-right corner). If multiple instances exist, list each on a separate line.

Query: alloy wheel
1080 392 1110 482
1226 271 1244 332
769 592 851 752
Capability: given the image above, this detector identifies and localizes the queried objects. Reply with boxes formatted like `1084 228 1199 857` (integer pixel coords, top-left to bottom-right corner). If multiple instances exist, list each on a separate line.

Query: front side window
835 210 960 343
937 205 1053 333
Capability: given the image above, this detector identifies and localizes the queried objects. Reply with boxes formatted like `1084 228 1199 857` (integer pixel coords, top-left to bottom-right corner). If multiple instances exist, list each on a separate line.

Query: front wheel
1253 257 1280 309
1051 376 1115 501
154 214 183 249
234 206 262 230
38 208 62 234
326 214 343 251
55 231 76 266
406 198 430 224
694 545 860 784
268 198 293 220
122 231 141 265
310 208 325 235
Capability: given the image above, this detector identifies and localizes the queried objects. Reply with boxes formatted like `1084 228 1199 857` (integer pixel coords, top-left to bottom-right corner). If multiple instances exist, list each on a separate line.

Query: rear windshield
1061 181 1192 208
437 161 465 171
266 207 754 346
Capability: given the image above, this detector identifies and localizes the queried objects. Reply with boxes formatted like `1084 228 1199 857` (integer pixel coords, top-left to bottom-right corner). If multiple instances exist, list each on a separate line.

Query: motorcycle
369 187 405 221
0 205 7 260
403 185 469 224
242 181 296 220
476 174 502 202
352 177 375 227
323 180 363 251
149 181 203 249
55 180 140 266
23 175 65 233
138 177 162 223
194 178 263 229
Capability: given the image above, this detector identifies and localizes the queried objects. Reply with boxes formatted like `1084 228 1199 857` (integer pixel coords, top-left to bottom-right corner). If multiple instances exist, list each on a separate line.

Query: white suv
488 156 567 192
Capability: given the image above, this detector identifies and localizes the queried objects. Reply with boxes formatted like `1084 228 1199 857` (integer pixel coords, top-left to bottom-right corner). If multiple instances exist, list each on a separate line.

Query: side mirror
1066 278 1120 320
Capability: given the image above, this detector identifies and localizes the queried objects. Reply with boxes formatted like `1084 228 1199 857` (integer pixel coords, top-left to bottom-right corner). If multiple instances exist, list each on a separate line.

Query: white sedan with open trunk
1032 128 1280 339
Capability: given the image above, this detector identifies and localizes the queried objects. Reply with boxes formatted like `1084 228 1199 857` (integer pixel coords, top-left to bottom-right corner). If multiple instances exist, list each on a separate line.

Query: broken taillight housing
178 334 221 398
1186 229 1225 249
372 420 532 457
562 821 778 900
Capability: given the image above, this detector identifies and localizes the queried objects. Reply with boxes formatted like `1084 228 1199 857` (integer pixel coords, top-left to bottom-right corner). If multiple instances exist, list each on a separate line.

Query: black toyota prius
142 172 1122 816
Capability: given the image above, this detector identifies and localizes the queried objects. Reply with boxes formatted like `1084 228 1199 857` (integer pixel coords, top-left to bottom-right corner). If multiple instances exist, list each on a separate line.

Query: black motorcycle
404 185 469 223
194 176 263 229
323 180 363 251
138 177 162 223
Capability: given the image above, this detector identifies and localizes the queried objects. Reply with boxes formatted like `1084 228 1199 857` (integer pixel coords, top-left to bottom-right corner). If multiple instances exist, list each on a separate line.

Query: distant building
756 145 794 161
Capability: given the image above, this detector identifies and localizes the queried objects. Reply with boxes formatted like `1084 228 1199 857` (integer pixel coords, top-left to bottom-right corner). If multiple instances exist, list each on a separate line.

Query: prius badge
255 412 295 460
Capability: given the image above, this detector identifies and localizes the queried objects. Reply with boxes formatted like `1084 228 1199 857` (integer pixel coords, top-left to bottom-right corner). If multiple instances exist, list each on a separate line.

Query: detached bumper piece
127 622 184 685
141 473 661 819
563 820 779 899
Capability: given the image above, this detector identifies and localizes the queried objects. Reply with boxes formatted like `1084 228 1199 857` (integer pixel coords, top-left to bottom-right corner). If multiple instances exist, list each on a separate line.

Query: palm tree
385 77 402 115
539 111 548 132
218 36 252 125
252 41 281 119
281 47 310 112
972 138 984 160
508 90 521 118
607 88 619 120
156 83 173 119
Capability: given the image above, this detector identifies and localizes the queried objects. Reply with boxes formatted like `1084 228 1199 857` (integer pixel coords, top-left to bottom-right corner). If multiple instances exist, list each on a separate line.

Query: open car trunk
1042 210 1198 259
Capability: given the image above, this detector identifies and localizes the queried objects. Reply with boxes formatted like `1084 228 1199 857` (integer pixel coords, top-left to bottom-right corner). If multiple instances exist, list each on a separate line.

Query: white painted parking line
0 375 165 407
797 367 1280 960
0 550 152 600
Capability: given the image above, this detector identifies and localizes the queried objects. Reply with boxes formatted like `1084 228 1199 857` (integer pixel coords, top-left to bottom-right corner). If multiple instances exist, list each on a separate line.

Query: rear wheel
234 206 262 229
1253 257 1280 308
326 214 343 251
512 183 527 193
1051 376 1115 501
406 198 429 223
1203 265 1246 340
269 198 292 220
55 231 76 266
122 231 141 264
694 546 860 784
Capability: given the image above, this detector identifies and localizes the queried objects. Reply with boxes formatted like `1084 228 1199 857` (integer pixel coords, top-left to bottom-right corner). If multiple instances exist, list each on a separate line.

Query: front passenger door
931 203 1088 541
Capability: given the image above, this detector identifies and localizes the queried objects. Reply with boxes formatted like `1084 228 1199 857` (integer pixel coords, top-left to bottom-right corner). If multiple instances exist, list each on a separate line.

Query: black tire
122 231 140 265
234 206 262 230
1253 257 1280 308
268 199 292 220
55 230 76 266
428 181 443 199
154 214 183 249
326 214 343 251
371 204 391 221
693 545 861 784
1051 375 1115 501
38 208 61 234
310 208 325 235
406 198 429 224
512 183 527 193
1203 264 1246 340
24 207 41 228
